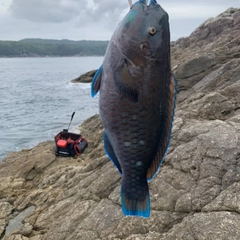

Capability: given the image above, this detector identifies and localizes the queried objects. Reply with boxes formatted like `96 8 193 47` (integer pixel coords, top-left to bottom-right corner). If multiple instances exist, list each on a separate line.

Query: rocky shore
71 70 97 83
0 8 240 240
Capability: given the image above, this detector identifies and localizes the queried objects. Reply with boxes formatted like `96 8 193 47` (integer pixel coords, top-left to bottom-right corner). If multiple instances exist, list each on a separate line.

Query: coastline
0 57 101 163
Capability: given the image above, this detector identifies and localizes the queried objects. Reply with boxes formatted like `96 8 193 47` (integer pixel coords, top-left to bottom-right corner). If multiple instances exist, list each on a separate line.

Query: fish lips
131 0 161 10
133 0 157 7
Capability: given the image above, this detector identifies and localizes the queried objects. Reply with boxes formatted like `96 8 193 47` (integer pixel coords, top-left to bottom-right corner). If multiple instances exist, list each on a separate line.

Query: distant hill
0 38 109 57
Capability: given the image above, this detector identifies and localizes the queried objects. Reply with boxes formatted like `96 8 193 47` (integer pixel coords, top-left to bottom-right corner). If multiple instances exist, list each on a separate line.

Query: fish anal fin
91 66 102 97
113 62 138 102
103 132 122 174
147 73 177 180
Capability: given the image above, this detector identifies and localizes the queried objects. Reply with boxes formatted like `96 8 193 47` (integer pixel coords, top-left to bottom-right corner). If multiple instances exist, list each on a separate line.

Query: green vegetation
0 38 109 57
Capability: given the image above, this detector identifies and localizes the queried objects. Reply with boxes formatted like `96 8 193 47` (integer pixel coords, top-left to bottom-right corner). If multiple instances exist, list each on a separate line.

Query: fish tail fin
121 178 150 218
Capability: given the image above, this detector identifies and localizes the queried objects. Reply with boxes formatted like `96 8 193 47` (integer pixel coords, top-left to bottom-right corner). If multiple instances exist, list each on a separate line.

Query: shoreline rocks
0 7 240 240
71 70 97 83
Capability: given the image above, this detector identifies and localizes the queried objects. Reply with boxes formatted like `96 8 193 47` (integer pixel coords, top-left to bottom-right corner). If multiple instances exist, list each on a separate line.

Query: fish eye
148 27 157 35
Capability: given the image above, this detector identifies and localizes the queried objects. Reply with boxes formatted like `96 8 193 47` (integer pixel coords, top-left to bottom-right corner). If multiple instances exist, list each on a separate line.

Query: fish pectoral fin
113 62 138 102
91 66 102 97
147 72 177 181
103 132 122 174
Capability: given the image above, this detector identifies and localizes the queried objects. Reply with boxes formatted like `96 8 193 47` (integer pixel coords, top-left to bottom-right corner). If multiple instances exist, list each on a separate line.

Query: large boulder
171 7 240 102
0 7 240 240
71 70 97 83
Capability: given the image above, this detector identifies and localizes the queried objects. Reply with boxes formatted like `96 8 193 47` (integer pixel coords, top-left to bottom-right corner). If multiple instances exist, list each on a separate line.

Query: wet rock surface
1 8 240 240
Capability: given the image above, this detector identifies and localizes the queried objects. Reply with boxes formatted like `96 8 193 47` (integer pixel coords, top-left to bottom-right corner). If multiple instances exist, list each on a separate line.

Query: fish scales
91 0 177 218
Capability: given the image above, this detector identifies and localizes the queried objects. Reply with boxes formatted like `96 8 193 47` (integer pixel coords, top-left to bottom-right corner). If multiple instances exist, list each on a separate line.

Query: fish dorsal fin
113 61 138 102
91 66 102 97
147 73 177 181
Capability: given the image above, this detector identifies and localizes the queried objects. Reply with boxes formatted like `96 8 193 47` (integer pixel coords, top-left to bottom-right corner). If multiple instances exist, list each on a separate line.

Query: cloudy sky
0 0 239 41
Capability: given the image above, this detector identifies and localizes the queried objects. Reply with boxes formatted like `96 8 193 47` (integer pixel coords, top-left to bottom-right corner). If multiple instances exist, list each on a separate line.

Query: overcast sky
0 0 239 41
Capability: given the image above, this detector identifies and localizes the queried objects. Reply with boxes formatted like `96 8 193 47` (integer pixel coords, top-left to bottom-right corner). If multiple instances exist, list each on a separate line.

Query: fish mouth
128 0 157 8
139 0 150 5
139 0 157 6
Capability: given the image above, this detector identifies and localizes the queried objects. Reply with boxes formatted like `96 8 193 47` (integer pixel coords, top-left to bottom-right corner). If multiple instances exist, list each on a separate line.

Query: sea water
0 57 103 161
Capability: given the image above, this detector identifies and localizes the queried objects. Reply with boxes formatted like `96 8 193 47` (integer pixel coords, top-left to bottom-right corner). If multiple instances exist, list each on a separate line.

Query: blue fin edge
121 190 150 218
148 73 178 182
91 66 102 98
103 136 122 175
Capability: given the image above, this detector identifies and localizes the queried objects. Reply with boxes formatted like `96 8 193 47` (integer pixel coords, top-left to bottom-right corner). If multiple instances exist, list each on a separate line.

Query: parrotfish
91 0 177 218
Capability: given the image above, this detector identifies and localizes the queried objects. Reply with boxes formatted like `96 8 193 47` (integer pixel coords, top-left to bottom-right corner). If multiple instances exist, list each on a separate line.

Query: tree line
0 39 109 57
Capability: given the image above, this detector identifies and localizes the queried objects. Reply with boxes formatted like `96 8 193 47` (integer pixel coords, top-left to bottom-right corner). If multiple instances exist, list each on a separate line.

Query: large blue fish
91 0 177 218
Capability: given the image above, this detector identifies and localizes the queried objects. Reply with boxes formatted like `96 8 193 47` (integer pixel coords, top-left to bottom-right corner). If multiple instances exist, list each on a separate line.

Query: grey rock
0 202 14 219
176 53 217 91
0 219 7 237
71 69 97 83
161 212 240 240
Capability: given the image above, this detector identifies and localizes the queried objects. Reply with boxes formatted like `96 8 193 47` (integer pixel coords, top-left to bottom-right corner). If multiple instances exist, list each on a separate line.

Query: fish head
114 0 170 64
